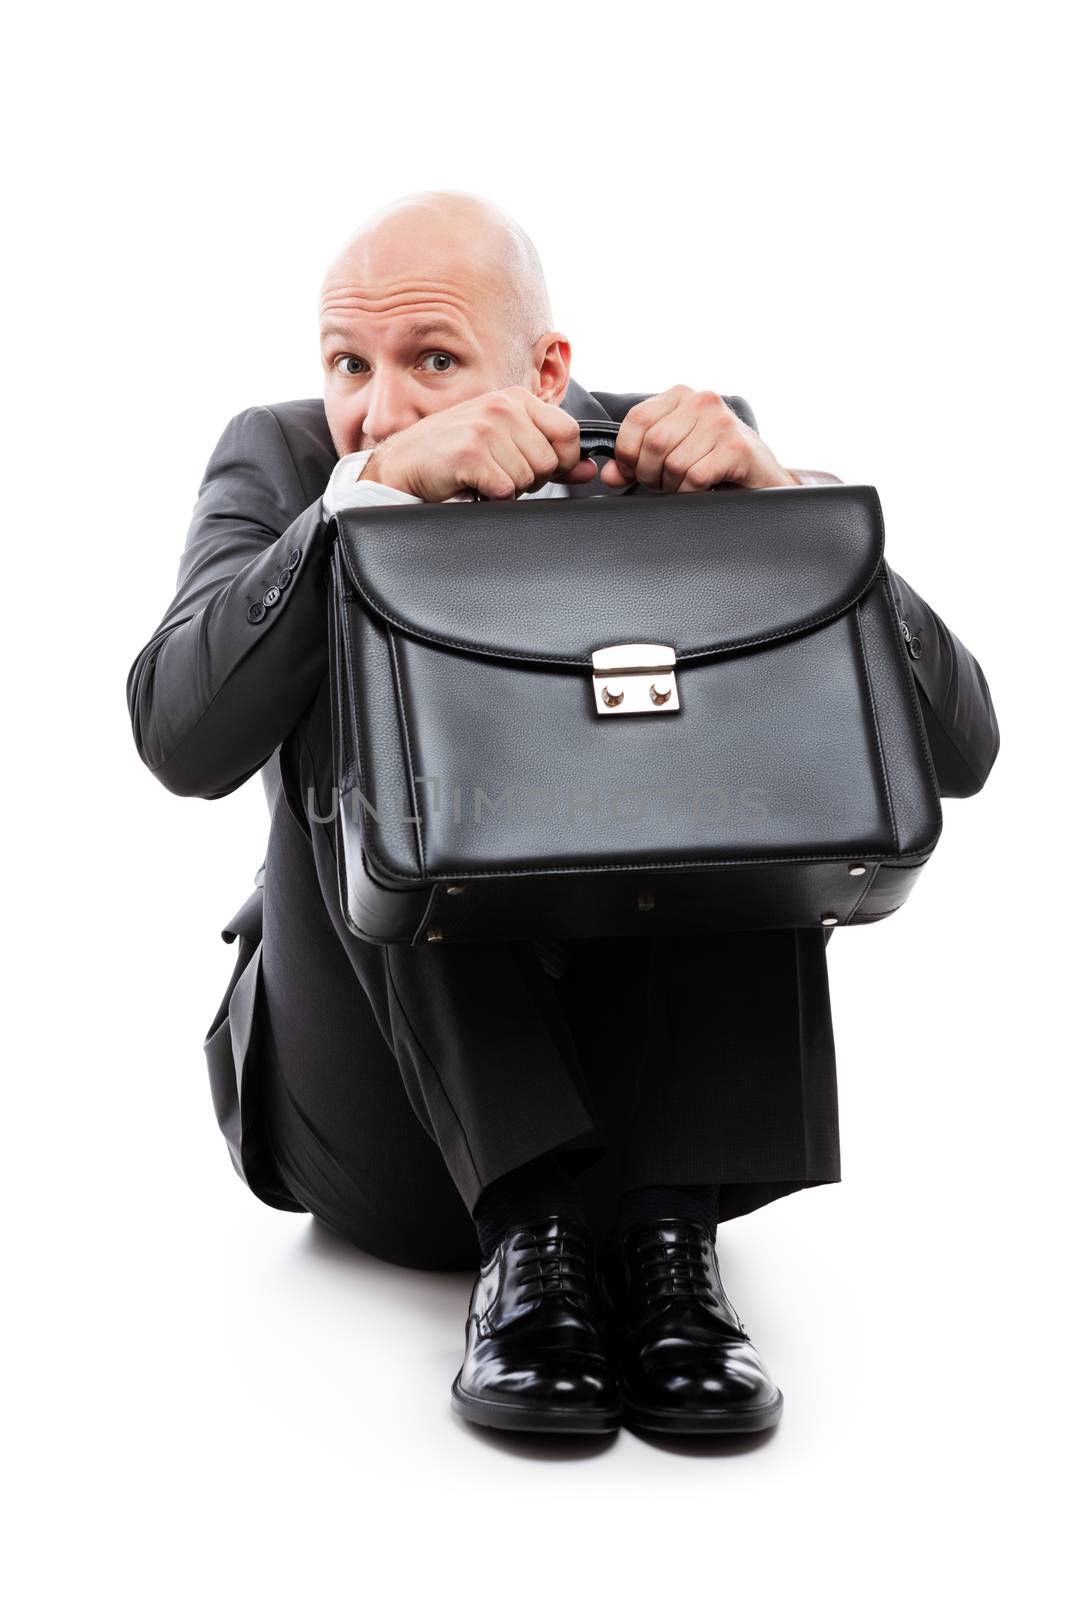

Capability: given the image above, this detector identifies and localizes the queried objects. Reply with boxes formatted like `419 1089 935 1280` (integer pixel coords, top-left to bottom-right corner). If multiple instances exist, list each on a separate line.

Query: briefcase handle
576 419 621 460
470 420 621 500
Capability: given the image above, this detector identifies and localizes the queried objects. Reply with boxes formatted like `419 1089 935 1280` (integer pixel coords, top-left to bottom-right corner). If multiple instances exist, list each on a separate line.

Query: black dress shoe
451 1216 622 1433
606 1219 783 1434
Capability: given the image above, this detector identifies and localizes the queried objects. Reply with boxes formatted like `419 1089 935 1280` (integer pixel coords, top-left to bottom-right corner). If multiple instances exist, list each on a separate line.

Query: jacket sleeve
126 406 336 800
789 482 1001 795
791 479 1000 797
884 564 1000 799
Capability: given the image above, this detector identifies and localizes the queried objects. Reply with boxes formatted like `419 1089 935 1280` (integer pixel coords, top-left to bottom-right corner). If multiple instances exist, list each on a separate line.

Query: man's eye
420 352 457 373
335 356 366 376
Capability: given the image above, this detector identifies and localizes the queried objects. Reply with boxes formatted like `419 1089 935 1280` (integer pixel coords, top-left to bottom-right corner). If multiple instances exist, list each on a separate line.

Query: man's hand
360 387 599 503
598 385 798 493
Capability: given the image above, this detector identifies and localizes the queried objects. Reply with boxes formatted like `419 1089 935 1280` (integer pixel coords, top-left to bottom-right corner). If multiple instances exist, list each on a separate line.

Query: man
126 191 999 1437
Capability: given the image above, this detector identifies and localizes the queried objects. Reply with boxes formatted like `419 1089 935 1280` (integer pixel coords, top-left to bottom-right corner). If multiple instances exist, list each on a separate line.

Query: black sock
472 1153 586 1258
609 1183 720 1255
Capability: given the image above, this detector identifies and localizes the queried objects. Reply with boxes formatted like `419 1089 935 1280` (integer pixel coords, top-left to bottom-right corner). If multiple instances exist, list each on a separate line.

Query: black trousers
256 685 841 1271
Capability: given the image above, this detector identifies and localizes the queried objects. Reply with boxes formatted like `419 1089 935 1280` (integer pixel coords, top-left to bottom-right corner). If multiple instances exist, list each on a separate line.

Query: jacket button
276 567 292 590
899 618 912 642
287 549 301 571
247 601 266 624
263 586 281 607
908 637 923 659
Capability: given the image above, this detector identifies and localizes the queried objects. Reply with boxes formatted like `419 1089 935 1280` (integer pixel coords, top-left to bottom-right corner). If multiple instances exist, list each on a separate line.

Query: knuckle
645 423 672 453
685 461 714 487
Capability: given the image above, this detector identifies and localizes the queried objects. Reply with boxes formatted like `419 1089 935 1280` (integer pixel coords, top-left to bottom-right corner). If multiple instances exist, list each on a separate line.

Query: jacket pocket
204 883 304 1212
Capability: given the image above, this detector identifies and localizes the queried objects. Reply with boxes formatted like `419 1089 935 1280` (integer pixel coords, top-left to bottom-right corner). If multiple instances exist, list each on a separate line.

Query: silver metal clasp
591 642 679 715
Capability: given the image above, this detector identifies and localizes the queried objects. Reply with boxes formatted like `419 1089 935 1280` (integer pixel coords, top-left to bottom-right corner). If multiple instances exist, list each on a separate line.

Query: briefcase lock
591 643 679 715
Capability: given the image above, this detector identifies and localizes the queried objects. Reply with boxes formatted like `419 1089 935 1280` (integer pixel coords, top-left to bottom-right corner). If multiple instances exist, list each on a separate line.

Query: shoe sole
623 1387 784 1435
451 1378 623 1434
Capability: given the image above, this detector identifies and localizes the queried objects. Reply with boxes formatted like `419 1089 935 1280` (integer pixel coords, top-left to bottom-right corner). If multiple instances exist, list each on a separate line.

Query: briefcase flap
333 484 884 664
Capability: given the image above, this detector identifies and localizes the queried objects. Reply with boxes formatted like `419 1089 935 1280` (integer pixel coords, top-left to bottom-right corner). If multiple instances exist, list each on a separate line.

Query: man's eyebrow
405 319 469 342
319 317 470 344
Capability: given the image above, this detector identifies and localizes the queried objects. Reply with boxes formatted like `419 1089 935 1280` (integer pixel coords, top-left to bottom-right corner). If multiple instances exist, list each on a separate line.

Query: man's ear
530 333 571 404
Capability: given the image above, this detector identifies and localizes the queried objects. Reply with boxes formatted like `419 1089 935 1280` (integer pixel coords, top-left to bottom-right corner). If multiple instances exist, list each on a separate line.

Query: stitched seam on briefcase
387 629 426 876
853 602 899 855
332 565 354 784
343 590 881 666
340 523 884 666
336 576 363 795
357 839 916 882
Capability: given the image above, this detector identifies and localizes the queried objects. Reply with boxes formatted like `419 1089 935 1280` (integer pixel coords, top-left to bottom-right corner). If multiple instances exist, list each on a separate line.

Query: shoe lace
634 1221 717 1312
512 1224 593 1309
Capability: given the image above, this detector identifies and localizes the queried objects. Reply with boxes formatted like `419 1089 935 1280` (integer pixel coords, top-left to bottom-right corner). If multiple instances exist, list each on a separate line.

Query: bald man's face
318 220 563 458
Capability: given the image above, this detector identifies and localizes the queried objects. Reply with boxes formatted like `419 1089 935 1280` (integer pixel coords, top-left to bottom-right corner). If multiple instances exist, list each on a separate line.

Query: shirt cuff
785 468 845 487
322 449 424 516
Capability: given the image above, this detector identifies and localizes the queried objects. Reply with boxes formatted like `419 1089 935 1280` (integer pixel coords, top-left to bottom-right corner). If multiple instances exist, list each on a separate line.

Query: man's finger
660 421 711 494
554 459 600 484
613 389 685 481
526 395 583 466
516 410 577 482
632 408 697 490
486 433 540 497
597 458 629 488
679 443 737 492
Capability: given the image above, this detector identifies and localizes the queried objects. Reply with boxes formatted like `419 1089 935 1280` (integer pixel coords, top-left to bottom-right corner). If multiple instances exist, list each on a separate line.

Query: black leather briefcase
326 422 942 946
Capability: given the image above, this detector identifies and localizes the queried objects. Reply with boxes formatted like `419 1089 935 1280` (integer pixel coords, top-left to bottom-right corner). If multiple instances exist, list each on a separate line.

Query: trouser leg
259 780 480 1268
610 928 841 1223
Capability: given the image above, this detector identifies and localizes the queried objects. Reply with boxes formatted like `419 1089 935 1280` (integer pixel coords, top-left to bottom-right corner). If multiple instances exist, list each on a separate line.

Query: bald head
318 189 571 457
321 190 553 363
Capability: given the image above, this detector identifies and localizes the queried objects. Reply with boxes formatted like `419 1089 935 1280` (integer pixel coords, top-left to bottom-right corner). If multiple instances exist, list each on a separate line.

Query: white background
4 2 1062 1595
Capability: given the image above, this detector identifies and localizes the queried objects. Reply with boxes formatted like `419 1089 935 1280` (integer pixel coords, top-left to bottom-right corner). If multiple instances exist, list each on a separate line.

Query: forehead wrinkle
318 275 485 310
317 284 492 352
318 296 474 324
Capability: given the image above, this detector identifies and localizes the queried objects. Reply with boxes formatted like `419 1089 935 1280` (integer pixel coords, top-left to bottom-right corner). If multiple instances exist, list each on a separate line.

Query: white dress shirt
322 448 572 517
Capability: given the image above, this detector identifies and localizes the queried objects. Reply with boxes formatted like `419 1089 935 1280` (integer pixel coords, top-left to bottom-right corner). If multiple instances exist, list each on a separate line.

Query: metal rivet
820 914 839 927
445 884 465 896
426 928 444 942
649 680 672 705
602 683 624 707
848 863 867 877
638 891 655 911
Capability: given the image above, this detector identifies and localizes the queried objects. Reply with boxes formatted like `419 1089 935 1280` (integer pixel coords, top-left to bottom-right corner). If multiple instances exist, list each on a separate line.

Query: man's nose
361 374 422 448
